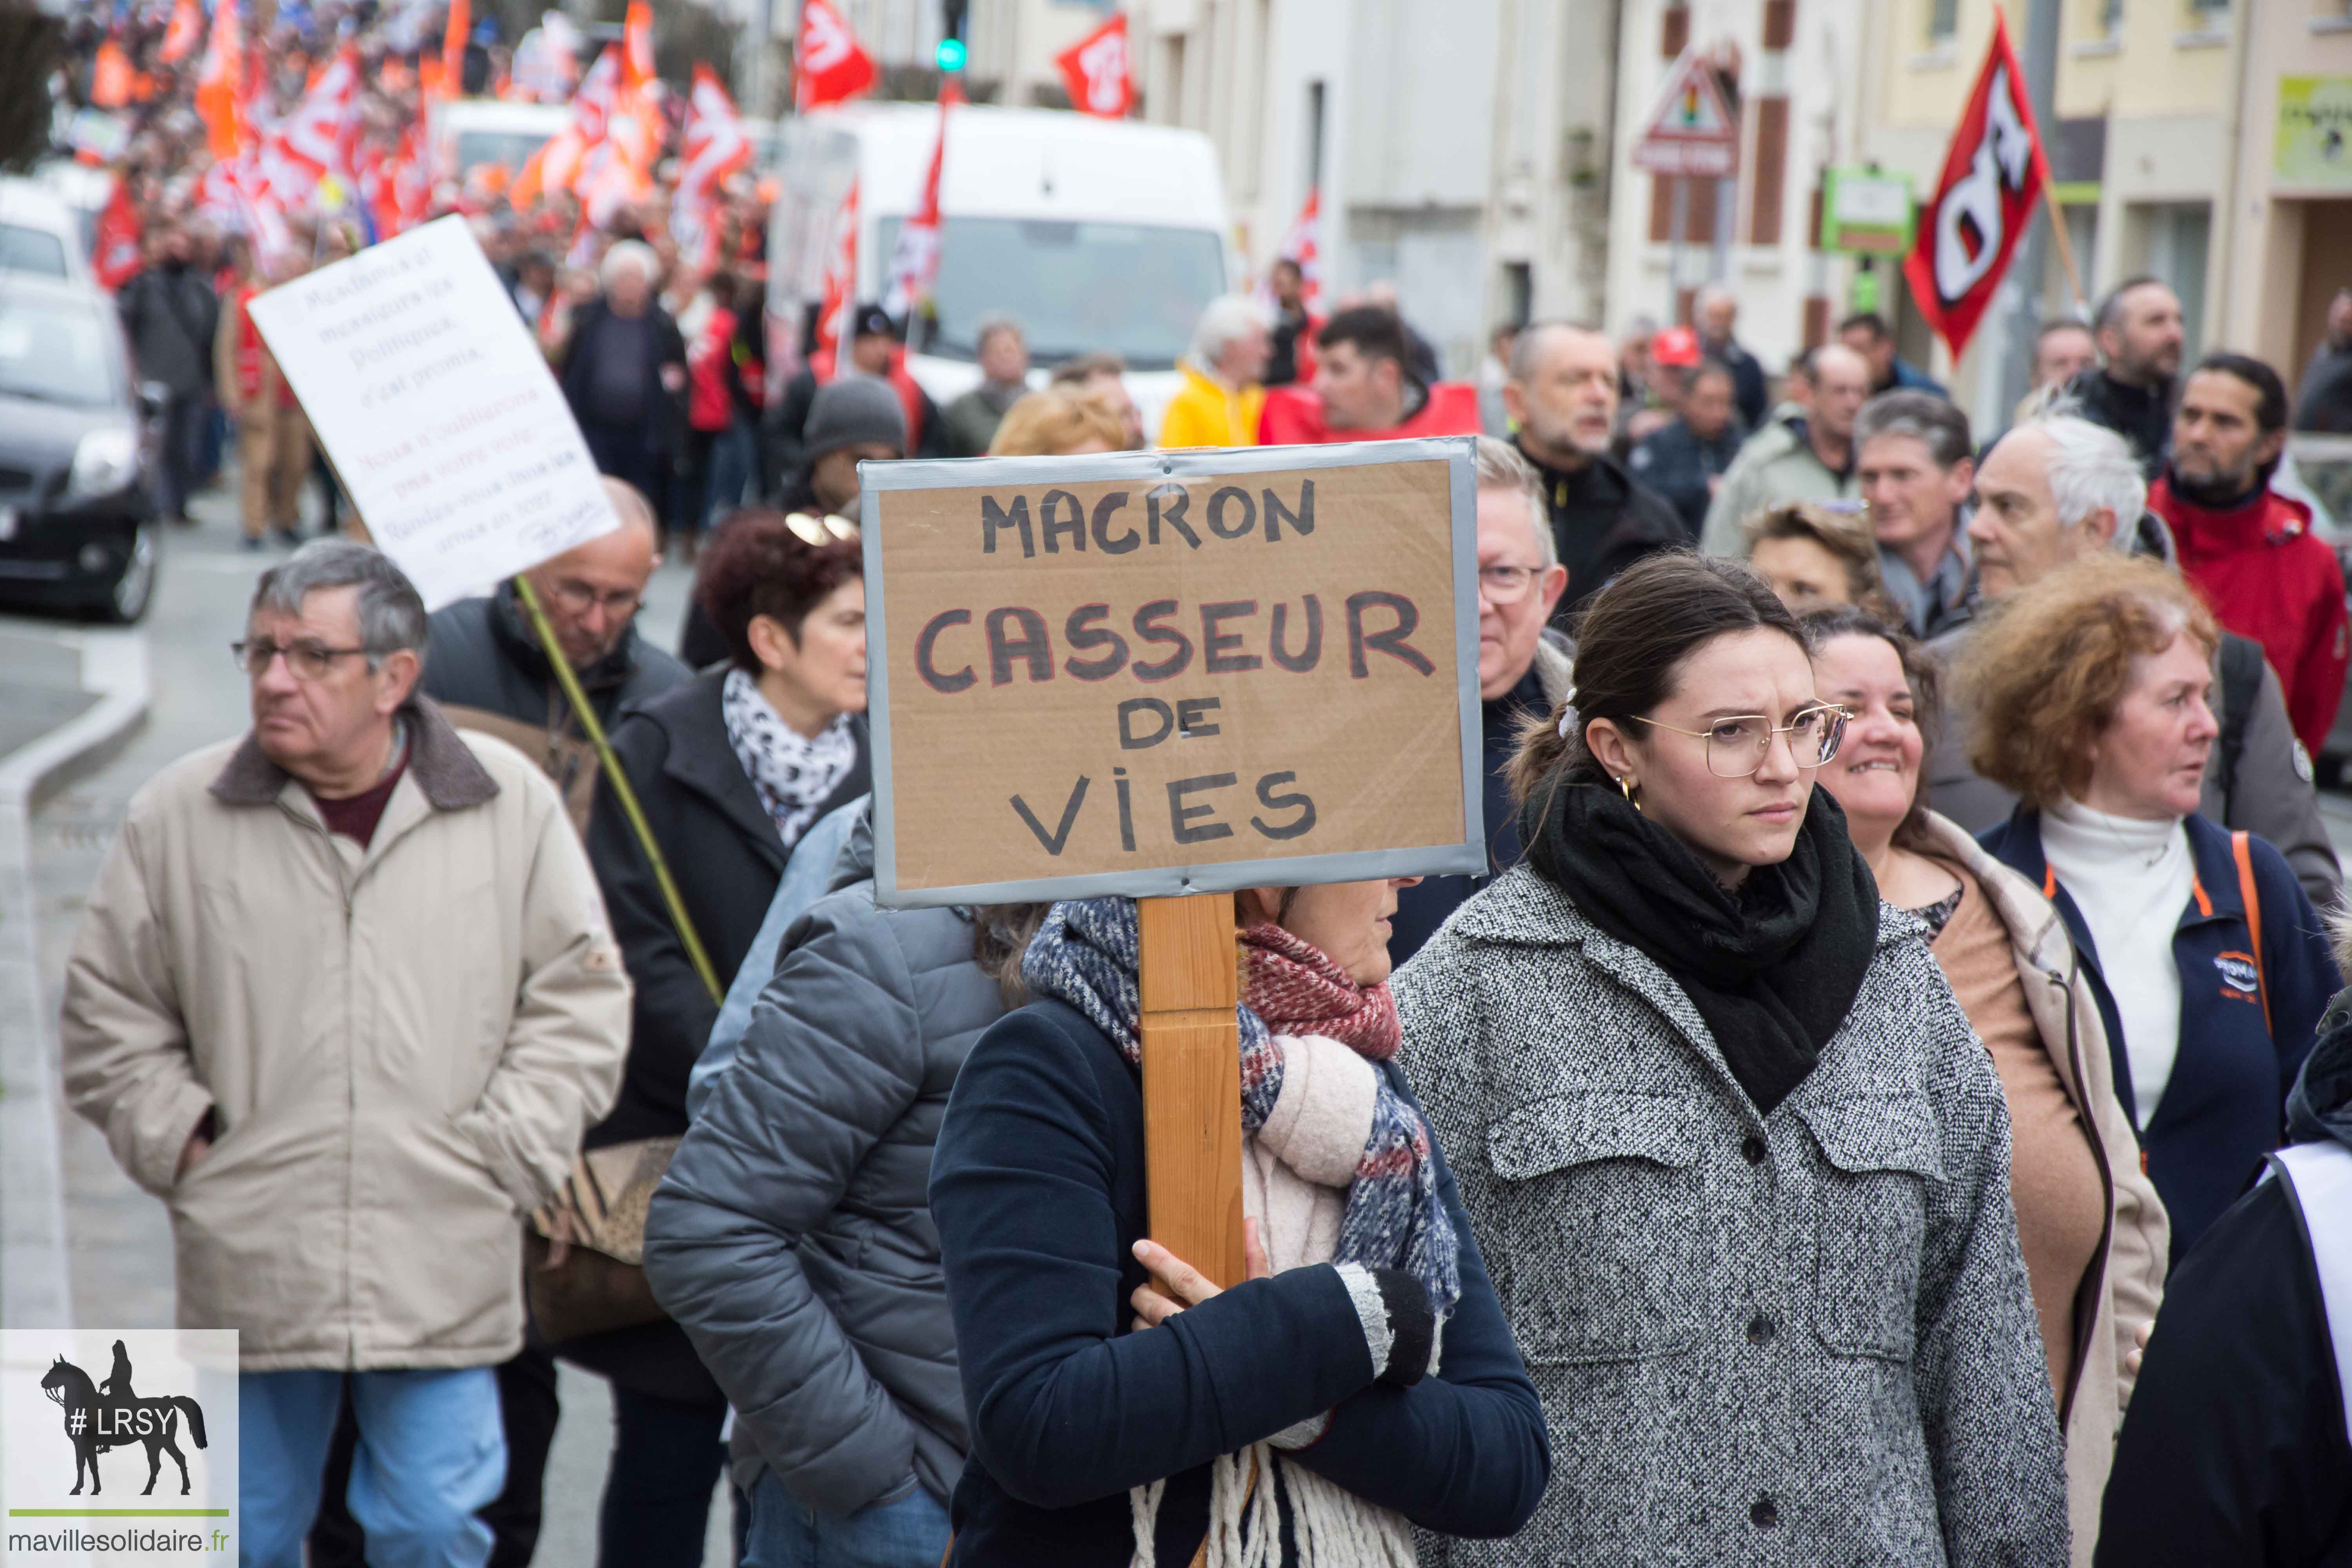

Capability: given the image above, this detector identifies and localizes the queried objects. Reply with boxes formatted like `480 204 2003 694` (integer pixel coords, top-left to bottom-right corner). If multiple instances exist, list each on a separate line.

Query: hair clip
784 512 860 546
1555 689 1579 741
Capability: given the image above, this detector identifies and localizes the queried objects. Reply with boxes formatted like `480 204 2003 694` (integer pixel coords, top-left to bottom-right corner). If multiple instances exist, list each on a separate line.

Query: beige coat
61 700 630 1372
1920 812 2168 1567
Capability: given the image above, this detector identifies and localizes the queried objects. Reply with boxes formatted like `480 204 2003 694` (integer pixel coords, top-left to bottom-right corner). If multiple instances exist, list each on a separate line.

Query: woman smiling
1805 605 2164 1567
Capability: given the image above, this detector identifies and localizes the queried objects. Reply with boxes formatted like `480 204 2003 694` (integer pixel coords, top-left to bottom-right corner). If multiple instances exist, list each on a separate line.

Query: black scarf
1520 780 1880 1115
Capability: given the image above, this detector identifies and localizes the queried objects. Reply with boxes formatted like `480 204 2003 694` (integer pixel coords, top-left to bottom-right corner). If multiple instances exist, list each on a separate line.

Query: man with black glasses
1388 437 1574 963
61 539 628 1568
423 477 689 833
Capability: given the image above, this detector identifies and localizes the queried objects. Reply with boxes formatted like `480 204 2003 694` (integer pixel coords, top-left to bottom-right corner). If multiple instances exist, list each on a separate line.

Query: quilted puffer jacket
642 811 999 1513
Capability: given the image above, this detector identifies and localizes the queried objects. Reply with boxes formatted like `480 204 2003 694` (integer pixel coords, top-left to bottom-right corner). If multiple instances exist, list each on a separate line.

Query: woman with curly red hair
1962 554 2339 1265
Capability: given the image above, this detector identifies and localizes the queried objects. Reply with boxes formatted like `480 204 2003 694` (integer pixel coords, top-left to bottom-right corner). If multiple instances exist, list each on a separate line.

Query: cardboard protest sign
247 214 617 609
864 439 1484 907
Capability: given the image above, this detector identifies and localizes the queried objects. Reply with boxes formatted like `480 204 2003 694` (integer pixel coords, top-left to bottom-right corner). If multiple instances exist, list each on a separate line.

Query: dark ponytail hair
1509 551 1808 810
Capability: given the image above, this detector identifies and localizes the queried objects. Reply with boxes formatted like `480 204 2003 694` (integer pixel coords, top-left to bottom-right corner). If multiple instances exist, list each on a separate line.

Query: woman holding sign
929 881 1549 1563
1392 553 2069 1566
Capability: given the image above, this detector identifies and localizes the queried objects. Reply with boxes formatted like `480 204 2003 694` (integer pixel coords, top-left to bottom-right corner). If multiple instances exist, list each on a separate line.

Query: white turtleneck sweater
2041 798 2196 1124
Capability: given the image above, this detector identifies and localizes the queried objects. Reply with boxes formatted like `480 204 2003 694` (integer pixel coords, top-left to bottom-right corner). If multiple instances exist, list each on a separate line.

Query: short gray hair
251 539 427 669
1189 294 1272 372
975 314 1024 354
1474 436 1555 570
599 240 659 290
1507 319 1609 385
1854 389 1973 470
2028 414 2146 542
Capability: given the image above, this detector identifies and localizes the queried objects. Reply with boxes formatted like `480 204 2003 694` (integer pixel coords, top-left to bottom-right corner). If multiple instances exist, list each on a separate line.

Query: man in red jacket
1256 305 1482 445
2149 351 2349 758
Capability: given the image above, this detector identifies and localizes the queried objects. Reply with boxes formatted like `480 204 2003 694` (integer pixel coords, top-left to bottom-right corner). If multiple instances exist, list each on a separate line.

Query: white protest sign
247 214 618 610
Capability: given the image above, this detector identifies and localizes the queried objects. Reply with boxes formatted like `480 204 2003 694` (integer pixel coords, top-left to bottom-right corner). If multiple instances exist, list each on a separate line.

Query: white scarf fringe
1127 1443 1416 1567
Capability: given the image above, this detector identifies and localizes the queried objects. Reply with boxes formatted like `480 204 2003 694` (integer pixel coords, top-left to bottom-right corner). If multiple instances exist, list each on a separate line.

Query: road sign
1631 48 1741 179
1820 167 1915 255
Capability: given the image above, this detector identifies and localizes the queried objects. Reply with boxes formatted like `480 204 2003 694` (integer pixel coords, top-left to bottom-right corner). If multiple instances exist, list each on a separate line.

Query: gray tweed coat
1393 865 2069 1568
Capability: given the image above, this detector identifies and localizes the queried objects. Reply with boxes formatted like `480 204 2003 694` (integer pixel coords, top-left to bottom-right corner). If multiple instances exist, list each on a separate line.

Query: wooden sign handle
1137 893 1246 1290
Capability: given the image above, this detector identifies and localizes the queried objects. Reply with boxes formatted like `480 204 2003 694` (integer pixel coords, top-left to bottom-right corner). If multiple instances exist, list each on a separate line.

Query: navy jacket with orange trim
1981 809 2340 1262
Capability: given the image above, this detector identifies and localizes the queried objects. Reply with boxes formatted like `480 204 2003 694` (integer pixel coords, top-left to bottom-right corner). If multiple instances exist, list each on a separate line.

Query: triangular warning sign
1632 49 1741 177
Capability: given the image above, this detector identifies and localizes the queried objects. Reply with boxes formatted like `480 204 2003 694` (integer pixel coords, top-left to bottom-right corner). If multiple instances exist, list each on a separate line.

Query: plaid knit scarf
1022 897 1460 1318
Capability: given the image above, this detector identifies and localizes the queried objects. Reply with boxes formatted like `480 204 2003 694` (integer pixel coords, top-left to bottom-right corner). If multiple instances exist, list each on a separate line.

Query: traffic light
939 0 967 71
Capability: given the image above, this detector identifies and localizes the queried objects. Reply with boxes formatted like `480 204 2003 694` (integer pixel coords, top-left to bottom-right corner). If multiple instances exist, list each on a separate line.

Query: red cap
1652 325 1702 368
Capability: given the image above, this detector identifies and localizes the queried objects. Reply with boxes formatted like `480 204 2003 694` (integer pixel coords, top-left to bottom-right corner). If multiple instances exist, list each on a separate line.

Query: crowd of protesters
48 0 776 559
42 9 2352 1566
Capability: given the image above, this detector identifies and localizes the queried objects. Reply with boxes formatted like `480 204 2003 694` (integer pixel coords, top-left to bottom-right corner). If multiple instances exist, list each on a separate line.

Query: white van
767 103 1236 436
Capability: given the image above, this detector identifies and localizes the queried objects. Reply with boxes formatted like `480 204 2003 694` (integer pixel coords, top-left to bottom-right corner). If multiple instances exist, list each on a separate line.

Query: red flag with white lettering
884 78 958 320
158 0 203 65
796 0 877 112
1900 11 2050 361
1054 14 1131 119
812 178 859 382
92 178 143 290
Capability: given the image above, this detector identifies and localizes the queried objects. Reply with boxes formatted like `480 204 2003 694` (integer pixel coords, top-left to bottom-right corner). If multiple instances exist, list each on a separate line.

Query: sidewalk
0 620 151 1332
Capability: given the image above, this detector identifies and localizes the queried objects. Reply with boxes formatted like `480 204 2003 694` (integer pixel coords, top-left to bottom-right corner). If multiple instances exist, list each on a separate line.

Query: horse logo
38 1340 209 1496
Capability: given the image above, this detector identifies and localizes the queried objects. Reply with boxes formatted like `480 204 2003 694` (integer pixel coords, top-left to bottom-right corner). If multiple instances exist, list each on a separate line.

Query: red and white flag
681 64 752 196
158 0 203 65
1273 187 1325 314
92 177 143 290
509 46 614 204
1054 13 1131 119
271 44 362 192
676 64 753 266
883 79 958 320
811 178 860 381
1901 10 2050 361
797 0 877 112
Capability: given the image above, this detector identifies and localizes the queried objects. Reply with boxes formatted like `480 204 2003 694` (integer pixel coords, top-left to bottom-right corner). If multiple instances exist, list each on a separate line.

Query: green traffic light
936 37 966 71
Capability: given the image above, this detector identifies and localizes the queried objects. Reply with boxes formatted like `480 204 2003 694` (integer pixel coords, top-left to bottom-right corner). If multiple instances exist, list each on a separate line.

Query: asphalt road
8 475 725 1565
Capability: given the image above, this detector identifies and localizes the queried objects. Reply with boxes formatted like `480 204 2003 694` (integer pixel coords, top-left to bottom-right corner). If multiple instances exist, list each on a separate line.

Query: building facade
1125 0 1622 379
1602 0 1869 381
1842 0 2352 429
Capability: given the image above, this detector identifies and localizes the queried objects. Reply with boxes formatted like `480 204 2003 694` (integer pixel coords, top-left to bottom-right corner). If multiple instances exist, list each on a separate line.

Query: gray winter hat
804 374 908 464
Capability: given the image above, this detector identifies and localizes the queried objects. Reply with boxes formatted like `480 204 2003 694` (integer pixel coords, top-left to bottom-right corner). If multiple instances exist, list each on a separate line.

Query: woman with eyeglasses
1394 552 2069 1566
1804 604 2165 1568
573 508 870 1568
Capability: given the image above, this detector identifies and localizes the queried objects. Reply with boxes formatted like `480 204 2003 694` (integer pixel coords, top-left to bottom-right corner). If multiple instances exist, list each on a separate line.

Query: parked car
0 175 92 285
0 274 159 622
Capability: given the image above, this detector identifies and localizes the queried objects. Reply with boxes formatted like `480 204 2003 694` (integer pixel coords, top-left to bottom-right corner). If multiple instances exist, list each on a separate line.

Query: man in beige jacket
61 540 630 1568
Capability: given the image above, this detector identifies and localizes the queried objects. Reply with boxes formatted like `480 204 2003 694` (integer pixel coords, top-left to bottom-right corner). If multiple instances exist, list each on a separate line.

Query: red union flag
797 0 877 112
812 178 860 382
1901 11 2051 360
1055 14 1131 119
884 79 959 319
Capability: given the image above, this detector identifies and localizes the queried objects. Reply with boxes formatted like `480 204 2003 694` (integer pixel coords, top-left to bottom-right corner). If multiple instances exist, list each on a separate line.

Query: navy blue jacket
928 997 1549 1565
1981 809 2338 1260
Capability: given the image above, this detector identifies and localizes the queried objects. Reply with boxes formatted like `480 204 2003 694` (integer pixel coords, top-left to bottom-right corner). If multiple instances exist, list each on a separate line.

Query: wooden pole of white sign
1137 893 1247 1290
